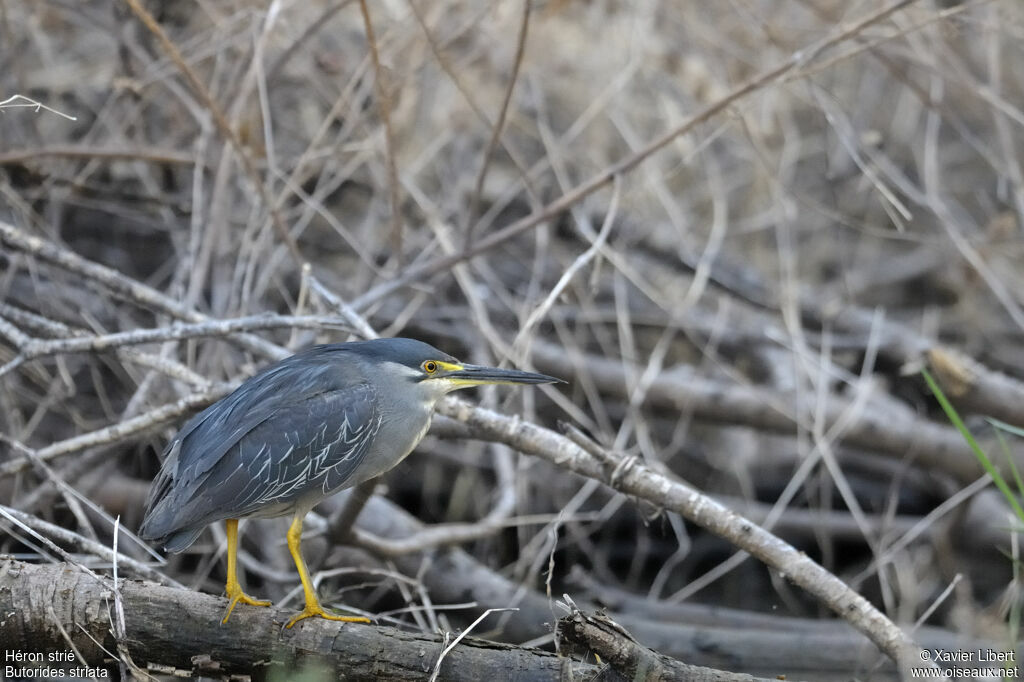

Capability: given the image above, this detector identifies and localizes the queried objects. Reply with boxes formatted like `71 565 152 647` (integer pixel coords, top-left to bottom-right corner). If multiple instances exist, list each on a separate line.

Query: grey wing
141 382 379 547
226 383 382 515
158 349 343 483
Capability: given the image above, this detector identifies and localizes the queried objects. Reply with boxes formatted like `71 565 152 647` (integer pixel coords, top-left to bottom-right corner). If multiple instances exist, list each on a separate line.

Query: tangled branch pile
2 1 1023 679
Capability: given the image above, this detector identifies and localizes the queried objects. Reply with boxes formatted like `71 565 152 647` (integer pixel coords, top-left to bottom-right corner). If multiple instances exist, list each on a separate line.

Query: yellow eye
423 361 438 374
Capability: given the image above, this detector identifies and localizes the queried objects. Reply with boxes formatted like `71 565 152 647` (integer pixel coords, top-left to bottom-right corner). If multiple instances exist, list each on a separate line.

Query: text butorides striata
140 338 561 628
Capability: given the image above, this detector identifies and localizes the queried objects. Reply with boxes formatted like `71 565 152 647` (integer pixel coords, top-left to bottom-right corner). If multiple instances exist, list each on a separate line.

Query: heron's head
347 337 562 405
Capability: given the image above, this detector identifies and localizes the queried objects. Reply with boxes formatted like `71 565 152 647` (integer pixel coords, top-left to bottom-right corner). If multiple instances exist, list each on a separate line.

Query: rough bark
0 560 596 681
558 606 780 682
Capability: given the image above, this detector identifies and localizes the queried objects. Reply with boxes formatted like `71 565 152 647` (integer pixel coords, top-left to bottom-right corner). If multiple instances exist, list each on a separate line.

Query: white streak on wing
254 456 271 481
272 458 313 500
320 413 380 494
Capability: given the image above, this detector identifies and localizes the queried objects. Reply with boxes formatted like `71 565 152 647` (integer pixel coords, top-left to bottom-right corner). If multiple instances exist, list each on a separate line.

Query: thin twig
0 94 77 120
429 607 519 682
0 387 227 476
3 313 350 371
463 0 532 246
358 0 403 263
121 0 305 265
0 144 195 166
0 219 287 361
0 505 180 587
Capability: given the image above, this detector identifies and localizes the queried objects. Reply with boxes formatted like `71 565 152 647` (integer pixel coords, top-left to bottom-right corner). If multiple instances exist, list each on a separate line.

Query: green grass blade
987 418 1024 440
922 369 1024 524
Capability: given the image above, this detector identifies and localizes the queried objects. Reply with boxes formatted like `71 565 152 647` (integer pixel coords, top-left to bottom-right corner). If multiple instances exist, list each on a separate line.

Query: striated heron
140 337 561 628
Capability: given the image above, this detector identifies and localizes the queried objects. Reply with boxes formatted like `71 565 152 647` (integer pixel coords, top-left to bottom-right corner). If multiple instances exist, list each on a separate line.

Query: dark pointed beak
445 364 564 386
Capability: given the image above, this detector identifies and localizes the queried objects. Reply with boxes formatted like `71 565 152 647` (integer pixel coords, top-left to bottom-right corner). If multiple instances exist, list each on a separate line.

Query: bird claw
285 603 370 629
222 588 272 624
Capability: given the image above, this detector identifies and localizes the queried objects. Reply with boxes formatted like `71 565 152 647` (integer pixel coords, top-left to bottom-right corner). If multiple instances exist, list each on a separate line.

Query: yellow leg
284 514 370 628
222 519 271 624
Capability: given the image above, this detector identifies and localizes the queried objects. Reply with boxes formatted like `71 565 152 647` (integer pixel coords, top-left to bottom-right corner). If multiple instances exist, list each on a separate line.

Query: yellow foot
222 588 272 624
285 602 370 629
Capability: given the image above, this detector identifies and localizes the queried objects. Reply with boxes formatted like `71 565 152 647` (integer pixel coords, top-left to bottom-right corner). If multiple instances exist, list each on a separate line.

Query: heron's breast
361 410 432 480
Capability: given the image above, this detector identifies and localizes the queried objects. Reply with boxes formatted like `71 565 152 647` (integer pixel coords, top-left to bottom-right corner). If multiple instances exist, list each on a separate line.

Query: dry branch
339 495 912 675
0 505 177 587
529 341 1005 484
437 397 935 675
558 602 777 682
0 220 286 361
0 559 596 681
4 313 351 366
0 387 227 476
122 0 305 265
102 480 951 675
0 145 197 166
